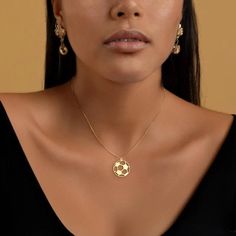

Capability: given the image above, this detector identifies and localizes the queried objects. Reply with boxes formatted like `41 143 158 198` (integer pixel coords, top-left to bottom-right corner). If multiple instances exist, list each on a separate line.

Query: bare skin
0 0 234 235
0 86 233 236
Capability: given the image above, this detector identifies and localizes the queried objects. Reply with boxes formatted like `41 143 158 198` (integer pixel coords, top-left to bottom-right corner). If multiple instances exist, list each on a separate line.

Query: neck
68 68 165 154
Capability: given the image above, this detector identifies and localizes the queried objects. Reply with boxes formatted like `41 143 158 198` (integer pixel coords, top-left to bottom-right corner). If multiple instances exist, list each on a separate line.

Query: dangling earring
173 23 184 55
54 21 68 56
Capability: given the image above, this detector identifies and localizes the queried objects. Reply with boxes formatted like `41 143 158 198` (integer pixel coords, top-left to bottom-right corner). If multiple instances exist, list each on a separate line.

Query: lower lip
104 41 149 53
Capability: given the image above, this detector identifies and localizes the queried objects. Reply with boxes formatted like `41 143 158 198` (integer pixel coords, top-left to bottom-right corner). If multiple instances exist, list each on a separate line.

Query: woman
1 0 235 235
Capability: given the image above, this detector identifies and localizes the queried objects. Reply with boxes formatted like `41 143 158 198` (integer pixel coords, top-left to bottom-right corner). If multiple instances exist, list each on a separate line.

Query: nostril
116 12 140 17
117 12 124 17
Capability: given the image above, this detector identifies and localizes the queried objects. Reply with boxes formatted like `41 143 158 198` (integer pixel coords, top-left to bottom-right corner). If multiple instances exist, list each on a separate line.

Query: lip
103 29 151 53
103 29 151 44
104 40 149 53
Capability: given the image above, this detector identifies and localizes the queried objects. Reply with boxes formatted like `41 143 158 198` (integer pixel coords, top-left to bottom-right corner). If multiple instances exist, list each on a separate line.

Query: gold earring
173 24 184 55
54 22 68 56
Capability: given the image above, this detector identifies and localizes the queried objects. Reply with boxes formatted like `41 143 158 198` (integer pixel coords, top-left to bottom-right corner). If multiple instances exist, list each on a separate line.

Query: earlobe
51 0 63 21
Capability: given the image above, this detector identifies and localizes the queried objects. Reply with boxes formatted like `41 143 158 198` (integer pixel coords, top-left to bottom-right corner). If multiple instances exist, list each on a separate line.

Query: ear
51 0 63 23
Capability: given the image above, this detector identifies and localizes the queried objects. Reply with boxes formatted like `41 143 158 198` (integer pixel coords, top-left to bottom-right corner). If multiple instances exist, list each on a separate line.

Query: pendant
113 158 130 177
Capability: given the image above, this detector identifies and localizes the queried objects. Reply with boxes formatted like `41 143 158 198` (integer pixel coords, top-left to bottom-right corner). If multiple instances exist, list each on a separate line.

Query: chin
103 68 152 84
104 71 150 84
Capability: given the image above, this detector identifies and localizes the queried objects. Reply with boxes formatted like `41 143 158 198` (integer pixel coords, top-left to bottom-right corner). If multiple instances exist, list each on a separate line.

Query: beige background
0 1 235 113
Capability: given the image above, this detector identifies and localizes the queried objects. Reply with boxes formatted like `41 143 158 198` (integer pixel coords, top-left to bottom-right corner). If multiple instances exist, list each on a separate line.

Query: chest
19 129 218 236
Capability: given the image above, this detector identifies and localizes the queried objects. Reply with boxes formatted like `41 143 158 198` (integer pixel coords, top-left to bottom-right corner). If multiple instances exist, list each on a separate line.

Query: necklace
70 82 166 178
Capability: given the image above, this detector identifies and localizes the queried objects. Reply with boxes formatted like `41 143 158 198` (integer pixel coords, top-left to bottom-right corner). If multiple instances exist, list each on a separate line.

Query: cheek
150 1 183 61
62 1 105 57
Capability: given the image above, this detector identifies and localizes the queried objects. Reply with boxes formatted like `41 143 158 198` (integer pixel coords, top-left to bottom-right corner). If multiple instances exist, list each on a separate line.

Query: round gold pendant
113 158 130 177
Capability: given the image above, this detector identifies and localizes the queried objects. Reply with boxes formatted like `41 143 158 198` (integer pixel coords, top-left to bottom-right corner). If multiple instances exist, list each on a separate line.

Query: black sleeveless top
1 101 236 236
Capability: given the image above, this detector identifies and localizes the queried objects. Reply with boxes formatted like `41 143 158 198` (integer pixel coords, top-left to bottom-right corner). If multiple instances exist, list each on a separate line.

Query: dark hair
45 0 201 105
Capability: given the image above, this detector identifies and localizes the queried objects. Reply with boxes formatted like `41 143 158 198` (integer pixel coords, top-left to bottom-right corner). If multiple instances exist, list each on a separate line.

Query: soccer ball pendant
113 158 130 177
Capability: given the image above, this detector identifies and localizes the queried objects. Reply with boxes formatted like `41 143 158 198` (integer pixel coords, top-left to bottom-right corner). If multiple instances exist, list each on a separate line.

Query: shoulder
0 84 72 133
202 109 235 155
195 105 235 147
0 84 66 113
0 92 43 142
164 90 235 152
0 91 41 123
166 89 234 131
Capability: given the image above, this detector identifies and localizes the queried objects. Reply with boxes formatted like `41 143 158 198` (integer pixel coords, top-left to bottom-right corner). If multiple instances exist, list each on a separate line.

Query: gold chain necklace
70 82 166 178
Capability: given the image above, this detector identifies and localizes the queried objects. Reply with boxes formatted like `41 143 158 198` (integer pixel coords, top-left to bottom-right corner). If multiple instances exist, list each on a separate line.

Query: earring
173 24 184 55
54 21 68 56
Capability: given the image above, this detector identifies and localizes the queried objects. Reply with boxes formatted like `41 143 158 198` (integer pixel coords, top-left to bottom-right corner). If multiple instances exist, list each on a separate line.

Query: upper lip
104 29 151 44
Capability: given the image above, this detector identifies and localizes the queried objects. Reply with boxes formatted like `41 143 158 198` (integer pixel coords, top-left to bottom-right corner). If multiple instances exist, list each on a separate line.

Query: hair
45 0 201 105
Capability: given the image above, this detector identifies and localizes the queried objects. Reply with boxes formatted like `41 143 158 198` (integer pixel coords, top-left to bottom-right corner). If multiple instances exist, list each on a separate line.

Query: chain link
70 81 166 160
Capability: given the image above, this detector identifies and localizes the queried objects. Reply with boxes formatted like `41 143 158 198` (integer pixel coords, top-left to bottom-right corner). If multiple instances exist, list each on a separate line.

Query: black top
0 100 236 236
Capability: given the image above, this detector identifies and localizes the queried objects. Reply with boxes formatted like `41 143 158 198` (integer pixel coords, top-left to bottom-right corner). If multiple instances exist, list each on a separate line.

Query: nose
110 1 143 20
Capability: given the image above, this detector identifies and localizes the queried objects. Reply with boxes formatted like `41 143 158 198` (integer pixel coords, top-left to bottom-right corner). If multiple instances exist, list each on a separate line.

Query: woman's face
52 0 184 84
